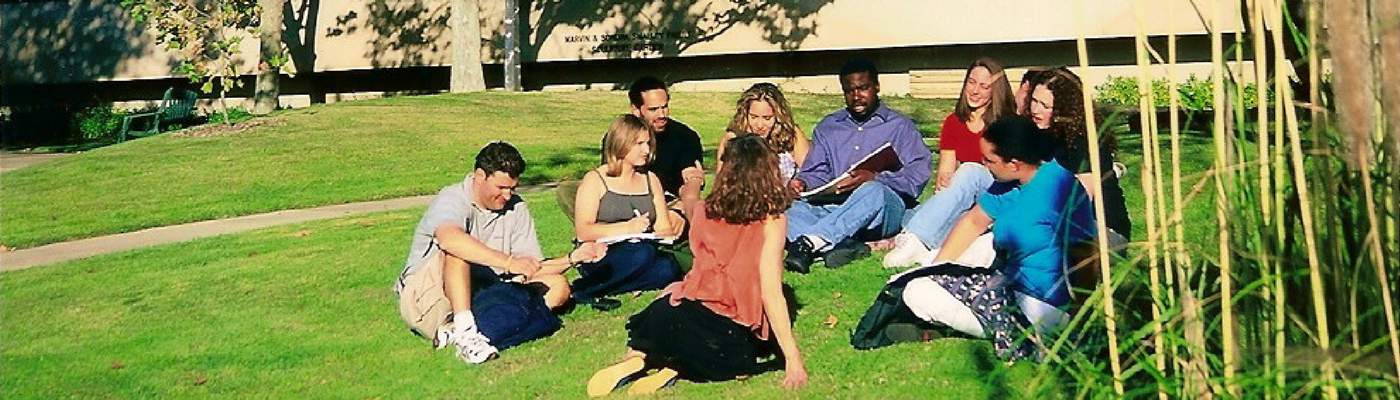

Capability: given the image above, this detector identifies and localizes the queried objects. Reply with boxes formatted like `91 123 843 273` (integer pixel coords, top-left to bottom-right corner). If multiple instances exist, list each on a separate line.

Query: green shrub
72 105 123 142
1094 76 1142 107
1094 76 1175 109
206 107 253 125
1095 75 1265 111
1176 75 1215 110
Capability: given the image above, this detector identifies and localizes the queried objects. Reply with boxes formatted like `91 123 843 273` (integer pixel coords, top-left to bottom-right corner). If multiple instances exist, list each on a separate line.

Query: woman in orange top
586 135 808 396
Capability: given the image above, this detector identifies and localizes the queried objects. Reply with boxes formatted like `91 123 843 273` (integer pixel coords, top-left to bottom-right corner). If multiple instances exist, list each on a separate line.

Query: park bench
120 88 199 142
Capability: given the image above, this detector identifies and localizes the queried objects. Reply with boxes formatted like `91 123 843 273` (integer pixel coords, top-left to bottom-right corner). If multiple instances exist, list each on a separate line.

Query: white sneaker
882 232 932 268
454 329 499 364
433 323 456 350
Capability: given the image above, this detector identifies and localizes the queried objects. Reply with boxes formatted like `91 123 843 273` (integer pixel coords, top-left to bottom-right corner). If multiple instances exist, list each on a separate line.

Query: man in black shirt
629 76 704 200
628 77 704 238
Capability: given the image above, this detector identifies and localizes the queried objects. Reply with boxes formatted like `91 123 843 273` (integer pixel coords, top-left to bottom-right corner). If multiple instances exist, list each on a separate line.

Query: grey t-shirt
397 182 544 291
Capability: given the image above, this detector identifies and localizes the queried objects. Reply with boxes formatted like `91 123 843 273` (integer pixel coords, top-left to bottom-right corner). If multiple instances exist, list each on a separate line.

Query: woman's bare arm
758 215 807 389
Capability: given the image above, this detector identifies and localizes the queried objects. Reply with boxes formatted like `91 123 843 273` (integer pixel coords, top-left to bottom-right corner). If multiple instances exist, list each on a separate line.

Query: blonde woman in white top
715 83 810 181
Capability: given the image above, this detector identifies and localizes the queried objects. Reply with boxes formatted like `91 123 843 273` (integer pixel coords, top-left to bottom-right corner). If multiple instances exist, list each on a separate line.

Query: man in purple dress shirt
784 58 933 273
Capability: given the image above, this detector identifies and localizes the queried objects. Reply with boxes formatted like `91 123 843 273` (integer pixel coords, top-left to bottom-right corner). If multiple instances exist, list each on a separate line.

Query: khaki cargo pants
398 250 452 338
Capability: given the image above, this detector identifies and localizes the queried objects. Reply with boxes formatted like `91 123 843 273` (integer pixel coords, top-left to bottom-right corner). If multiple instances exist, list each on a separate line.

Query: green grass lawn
0 92 948 249
1 191 1042 398
1 91 1224 397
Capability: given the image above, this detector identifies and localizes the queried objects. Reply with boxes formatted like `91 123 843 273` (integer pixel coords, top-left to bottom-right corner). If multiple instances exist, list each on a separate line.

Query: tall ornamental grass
1033 0 1399 397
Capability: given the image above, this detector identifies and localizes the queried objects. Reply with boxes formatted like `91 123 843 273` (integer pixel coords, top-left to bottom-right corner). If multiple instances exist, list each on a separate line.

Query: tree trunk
1376 0 1400 183
1324 0 1376 169
503 0 522 91
253 0 285 115
450 0 486 93
219 75 232 126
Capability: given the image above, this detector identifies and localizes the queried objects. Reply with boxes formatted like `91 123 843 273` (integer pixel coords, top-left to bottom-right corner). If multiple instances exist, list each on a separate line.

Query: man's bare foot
867 237 897 251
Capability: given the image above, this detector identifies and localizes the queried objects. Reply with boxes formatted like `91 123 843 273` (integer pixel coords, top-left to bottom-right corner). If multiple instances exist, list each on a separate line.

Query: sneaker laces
455 330 499 364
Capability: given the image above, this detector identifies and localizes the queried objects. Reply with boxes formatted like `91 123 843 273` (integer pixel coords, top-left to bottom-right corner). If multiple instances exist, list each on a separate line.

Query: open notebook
595 232 677 245
799 142 902 199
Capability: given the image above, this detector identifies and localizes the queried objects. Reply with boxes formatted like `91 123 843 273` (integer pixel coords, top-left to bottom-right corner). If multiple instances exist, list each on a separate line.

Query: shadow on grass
520 144 722 187
519 145 603 186
969 343 1016 398
14 140 117 153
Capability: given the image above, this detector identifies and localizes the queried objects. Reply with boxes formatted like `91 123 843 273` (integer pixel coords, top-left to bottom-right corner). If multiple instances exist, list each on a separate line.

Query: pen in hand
631 209 650 233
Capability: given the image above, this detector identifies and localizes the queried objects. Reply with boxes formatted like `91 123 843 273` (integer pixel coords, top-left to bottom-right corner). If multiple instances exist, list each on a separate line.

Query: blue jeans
903 163 994 249
571 241 679 300
787 181 907 244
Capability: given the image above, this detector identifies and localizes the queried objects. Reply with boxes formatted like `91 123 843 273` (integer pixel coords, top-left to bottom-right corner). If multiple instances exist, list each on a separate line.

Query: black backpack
850 263 992 350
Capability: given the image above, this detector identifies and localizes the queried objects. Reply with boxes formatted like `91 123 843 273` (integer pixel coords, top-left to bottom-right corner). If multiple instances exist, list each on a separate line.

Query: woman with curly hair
1027 67 1131 241
715 83 811 180
1015 67 1051 116
587 135 808 396
884 57 1018 268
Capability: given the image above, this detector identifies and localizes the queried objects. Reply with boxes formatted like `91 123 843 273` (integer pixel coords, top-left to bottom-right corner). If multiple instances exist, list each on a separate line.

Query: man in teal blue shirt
891 116 1096 360
934 117 1096 307
975 152 1096 307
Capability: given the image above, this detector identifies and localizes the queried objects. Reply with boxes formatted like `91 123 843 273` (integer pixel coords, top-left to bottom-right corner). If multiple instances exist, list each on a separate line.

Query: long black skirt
626 295 778 382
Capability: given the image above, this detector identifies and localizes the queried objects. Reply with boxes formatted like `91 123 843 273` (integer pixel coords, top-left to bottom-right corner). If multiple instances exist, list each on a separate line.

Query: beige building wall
2 1 1245 99
499 0 1240 62
0 1 455 84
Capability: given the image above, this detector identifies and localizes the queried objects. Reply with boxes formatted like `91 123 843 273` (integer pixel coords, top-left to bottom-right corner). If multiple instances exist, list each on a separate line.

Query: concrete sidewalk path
0 152 71 173
0 195 435 272
0 176 574 269
1 182 566 272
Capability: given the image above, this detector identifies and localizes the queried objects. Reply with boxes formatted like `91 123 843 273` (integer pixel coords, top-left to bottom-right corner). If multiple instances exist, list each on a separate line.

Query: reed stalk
1307 0 1321 139
1361 116 1400 384
1131 3 1167 398
1166 3 1209 396
1243 3 1279 397
1247 3 1279 396
1163 0 1182 311
1252 0 1272 224
1150 97 1171 317
1076 0 1123 395
1266 0 1289 392
1208 0 1241 395
1280 39 1338 398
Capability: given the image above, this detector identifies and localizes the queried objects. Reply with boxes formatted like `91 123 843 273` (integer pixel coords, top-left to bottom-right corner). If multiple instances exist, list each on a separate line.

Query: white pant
903 277 986 337
897 233 996 337
902 280 1070 338
1017 292 1069 336
898 232 1069 337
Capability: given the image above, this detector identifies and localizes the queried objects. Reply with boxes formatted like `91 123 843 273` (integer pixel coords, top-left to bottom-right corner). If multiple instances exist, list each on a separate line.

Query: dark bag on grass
657 241 694 274
472 281 561 350
849 263 993 350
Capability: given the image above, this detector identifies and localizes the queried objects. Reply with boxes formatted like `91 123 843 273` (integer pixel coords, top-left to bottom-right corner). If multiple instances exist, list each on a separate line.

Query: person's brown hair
1017 66 1052 115
601 114 654 177
953 57 1016 126
726 83 802 153
1037 67 1116 156
705 135 794 224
